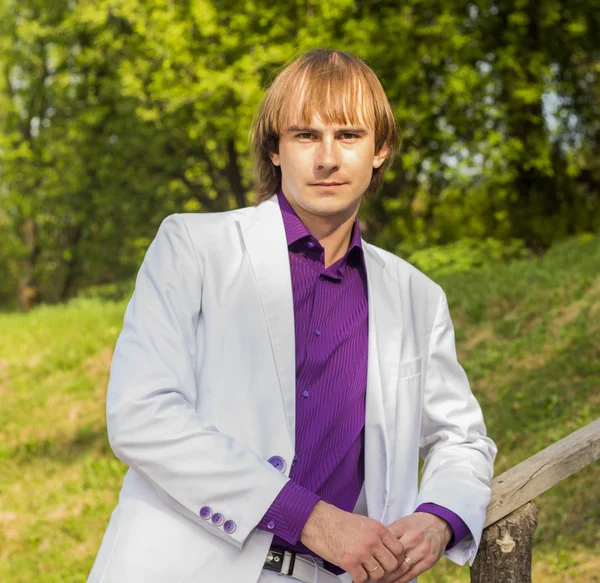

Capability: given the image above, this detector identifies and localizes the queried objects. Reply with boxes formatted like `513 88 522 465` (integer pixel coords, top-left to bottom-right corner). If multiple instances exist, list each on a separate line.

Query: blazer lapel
362 242 403 521
239 196 297 450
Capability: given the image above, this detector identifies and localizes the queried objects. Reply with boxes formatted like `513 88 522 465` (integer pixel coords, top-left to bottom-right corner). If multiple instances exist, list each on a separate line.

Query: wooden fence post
470 502 538 583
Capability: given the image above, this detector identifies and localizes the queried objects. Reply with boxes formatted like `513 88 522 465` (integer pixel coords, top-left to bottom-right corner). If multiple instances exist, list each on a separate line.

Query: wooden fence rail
470 417 600 582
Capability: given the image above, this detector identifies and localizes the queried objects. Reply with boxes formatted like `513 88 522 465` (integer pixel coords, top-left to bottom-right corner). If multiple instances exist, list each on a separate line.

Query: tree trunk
59 222 83 302
17 216 41 312
470 502 538 583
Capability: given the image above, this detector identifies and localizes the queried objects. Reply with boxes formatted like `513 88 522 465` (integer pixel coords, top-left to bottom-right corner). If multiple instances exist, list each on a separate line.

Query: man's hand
299 501 409 583
380 512 453 583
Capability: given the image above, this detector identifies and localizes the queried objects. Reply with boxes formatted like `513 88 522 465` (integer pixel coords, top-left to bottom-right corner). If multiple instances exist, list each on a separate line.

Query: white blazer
88 194 496 583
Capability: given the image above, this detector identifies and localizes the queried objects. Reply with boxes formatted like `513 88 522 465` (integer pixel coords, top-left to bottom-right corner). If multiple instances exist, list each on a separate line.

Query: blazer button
211 513 225 527
223 520 237 534
199 506 212 519
267 455 287 473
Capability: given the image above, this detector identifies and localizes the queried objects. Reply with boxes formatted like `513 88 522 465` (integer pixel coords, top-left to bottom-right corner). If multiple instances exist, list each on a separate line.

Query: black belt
264 546 341 577
263 546 297 576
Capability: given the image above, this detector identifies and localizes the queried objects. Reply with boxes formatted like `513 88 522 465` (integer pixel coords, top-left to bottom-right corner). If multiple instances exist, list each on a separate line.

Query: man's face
269 113 388 224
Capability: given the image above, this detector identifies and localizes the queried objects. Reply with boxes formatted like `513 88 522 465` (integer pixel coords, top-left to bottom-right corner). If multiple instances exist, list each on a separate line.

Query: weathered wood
484 418 600 528
471 502 538 583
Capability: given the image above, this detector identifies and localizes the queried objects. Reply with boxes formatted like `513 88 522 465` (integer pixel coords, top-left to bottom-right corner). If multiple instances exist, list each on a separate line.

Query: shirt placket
303 272 328 388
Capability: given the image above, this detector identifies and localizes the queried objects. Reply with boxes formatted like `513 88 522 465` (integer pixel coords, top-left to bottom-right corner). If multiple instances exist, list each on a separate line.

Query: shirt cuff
415 503 471 550
257 480 321 544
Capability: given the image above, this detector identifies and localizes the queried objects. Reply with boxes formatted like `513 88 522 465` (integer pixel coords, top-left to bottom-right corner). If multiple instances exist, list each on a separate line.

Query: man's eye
340 133 359 139
296 133 314 139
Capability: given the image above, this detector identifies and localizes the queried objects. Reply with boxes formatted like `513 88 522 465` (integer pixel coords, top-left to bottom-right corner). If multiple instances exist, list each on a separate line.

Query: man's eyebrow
286 126 316 133
285 125 368 134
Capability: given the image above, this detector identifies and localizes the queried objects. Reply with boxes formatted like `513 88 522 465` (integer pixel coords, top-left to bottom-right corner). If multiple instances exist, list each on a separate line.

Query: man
88 49 496 583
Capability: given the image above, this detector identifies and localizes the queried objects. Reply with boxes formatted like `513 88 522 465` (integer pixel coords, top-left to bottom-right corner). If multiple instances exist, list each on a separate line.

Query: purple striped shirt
257 191 469 557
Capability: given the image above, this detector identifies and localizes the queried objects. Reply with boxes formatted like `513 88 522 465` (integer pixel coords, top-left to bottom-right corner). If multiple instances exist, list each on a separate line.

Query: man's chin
303 200 350 218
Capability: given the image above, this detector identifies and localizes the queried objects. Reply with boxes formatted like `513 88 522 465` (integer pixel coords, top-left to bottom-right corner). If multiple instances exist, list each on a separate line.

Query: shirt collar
277 190 363 255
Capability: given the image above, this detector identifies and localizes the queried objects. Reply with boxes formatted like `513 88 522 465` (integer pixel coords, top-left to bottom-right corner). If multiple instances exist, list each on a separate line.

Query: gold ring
367 565 381 573
404 555 413 567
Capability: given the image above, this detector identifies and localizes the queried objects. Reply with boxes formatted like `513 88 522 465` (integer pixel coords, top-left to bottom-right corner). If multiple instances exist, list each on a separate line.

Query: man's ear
373 145 389 169
269 151 281 167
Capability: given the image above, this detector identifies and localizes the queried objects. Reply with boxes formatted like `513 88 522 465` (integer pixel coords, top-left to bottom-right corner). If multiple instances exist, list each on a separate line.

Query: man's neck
287 200 359 269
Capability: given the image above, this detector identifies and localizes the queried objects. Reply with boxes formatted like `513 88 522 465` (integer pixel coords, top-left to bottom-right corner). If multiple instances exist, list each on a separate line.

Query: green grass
1 234 599 582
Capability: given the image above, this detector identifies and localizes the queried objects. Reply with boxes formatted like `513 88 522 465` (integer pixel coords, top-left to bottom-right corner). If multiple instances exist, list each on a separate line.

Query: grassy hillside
1 234 599 582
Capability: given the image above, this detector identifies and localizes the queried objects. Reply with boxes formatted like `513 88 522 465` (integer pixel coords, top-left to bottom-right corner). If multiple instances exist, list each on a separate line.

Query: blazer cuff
257 480 321 544
415 503 471 550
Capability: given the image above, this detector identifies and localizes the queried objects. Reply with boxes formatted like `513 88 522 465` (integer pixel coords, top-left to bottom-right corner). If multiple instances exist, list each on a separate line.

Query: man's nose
315 138 340 171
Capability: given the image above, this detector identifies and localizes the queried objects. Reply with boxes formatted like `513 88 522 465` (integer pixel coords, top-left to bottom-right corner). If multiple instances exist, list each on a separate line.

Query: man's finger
377 561 409 583
349 563 369 583
391 546 421 582
376 547 415 582
371 544 399 576
380 529 405 562
395 552 435 583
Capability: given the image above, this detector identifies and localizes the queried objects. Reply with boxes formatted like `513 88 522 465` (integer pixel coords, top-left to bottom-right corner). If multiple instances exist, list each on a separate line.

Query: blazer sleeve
105 214 288 549
415 287 497 566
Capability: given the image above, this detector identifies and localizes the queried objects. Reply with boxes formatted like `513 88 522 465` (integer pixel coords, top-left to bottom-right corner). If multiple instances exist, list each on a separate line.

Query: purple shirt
257 191 469 556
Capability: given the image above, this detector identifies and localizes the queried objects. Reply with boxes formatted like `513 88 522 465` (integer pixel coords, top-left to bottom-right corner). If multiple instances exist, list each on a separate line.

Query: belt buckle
264 547 296 576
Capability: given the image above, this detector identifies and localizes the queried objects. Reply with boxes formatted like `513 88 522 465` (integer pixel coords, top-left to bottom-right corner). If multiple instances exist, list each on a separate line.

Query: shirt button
199 506 212 519
302 390 309 398
307 241 315 249
224 520 237 534
211 513 225 526
267 520 276 530
267 455 287 473
314 328 320 336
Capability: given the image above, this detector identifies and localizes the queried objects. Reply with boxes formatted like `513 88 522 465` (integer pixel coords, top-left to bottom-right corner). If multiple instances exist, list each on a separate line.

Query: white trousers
257 555 343 583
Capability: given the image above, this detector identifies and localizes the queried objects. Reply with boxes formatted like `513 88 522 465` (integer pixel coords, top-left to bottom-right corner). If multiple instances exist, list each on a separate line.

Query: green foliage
0 0 599 310
75 279 135 303
401 237 530 278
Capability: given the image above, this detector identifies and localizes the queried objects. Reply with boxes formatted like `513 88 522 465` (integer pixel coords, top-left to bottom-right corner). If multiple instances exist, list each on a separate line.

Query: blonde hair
250 49 399 203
